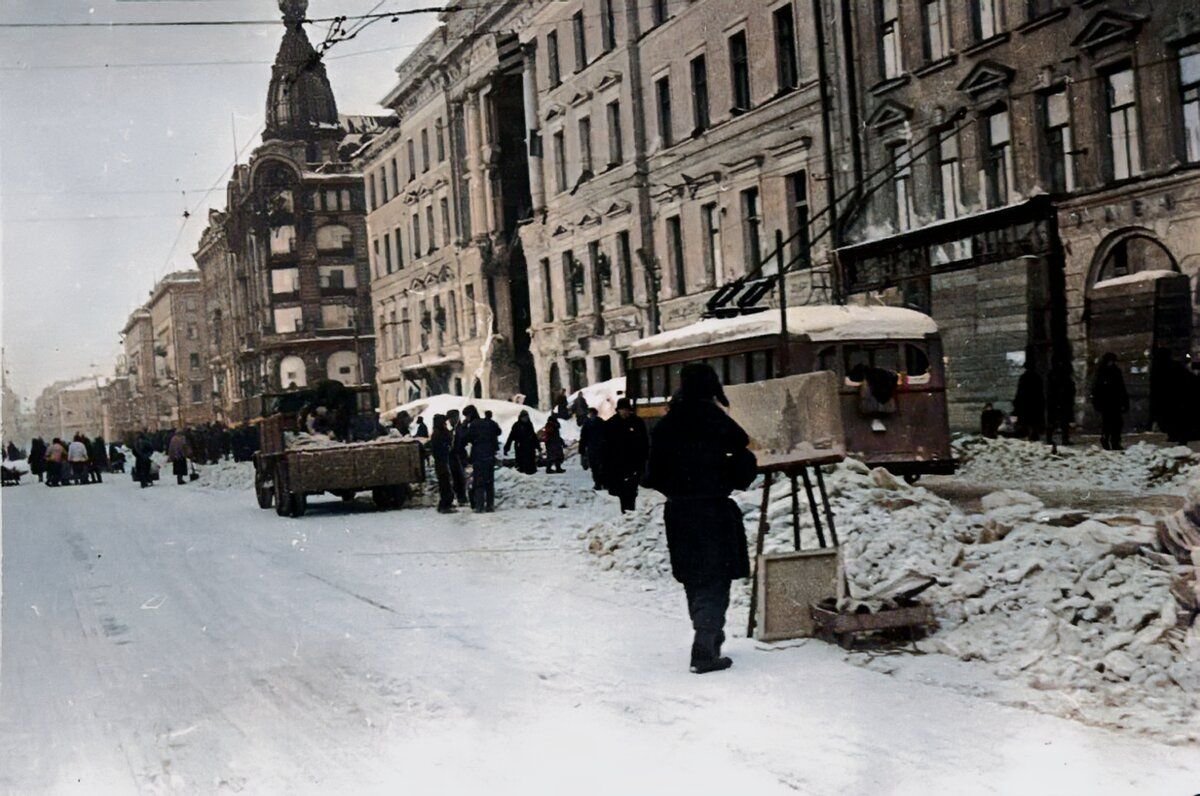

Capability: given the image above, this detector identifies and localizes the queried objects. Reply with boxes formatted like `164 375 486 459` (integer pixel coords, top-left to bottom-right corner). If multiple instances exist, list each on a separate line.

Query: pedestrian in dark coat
448 408 470 506
603 398 649 512
579 408 606 490
540 417 566 473
167 429 191 485
1045 356 1076 448
4 441 18 462
1092 352 1129 451
465 408 502 511
429 414 456 513
644 363 757 674
89 436 108 483
29 437 46 482
504 411 541 475
1012 360 1045 442
133 432 154 488
414 417 429 439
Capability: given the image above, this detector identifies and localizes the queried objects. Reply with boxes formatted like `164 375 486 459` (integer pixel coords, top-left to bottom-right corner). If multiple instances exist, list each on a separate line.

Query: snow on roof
381 395 581 444
629 306 938 359
566 377 626 420
1091 269 1181 291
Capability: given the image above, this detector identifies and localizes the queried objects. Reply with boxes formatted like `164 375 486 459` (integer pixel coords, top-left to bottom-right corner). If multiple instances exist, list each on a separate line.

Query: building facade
146 271 213 429
120 307 158 432
837 0 1200 430
33 378 105 441
195 0 388 423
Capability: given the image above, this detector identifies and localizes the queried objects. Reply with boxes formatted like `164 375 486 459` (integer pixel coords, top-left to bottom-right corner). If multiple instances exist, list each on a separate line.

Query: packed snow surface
384 394 581 442
628 305 938 358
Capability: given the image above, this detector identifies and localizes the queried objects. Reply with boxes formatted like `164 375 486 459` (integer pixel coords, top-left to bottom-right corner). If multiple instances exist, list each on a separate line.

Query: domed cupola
264 0 340 142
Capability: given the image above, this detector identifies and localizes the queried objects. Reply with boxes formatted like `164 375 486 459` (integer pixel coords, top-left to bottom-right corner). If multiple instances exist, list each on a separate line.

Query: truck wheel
255 469 274 509
372 487 394 510
391 484 412 508
289 493 307 518
274 477 290 517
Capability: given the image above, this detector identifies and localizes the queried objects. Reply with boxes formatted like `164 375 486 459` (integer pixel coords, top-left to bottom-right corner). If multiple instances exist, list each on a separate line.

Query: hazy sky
1 0 439 401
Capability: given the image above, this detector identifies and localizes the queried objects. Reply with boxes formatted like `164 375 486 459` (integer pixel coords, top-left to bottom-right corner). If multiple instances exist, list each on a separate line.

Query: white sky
0 0 440 400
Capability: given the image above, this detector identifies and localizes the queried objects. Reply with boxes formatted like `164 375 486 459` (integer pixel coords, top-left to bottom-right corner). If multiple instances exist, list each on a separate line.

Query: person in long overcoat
1045 356 1076 448
1092 352 1130 451
89 435 109 483
504 411 541 475
429 414 456 513
579 408 606 490
603 398 649 513
167 429 192 485
540 417 566 473
644 363 757 674
465 409 502 512
1012 360 1045 442
133 432 154 488
446 409 469 506
29 437 46 482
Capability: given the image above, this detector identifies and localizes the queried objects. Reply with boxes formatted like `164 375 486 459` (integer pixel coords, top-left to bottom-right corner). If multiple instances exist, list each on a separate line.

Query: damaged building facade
837 0 1200 430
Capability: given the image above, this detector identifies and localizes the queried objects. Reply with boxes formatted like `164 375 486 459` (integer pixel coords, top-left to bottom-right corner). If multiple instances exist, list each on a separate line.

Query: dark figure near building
447 409 469 506
1150 349 1194 444
414 417 429 439
167 429 191 485
429 414 456 514
28 438 46 482
603 398 649 513
4 441 18 462
1012 360 1045 442
1045 356 1076 449
133 432 155 488
89 436 108 483
504 411 541 475
540 417 566 473
579 408 606 490
1092 352 1130 451
466 408 502 512
980 403 1005 439
645 363 757 674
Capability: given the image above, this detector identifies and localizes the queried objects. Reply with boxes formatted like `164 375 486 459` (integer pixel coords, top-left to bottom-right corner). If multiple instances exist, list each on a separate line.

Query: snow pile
495 466 601 511
283 430 409 450
954 436 1199 493
385 395 580 444
193 459 255 491
3 458 31 475
567 377 627 420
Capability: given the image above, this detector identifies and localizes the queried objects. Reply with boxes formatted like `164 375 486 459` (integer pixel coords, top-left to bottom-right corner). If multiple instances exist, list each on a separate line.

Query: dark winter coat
1046 365 1076 428
452 421 471 464
29 438 46 475
541 421 565 465
1091 362 1130 416
1013 369 1045 431
430 428 454 475
579 415 605 470
602 414 648 491
504 420 540 474
644 398 755 585
465 418 502 467
90 437 109 467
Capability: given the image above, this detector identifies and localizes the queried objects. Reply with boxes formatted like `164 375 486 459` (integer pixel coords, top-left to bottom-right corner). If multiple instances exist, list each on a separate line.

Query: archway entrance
1085 231 1191 433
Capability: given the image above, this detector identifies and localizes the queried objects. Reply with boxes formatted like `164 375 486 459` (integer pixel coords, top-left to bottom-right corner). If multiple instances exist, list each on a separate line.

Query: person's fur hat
679 362 729 407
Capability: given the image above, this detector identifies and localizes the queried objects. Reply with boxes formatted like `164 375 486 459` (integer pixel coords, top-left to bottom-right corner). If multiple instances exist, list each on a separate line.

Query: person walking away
446 409 470 506
44 438 66 487
1045 355 1076 450
89 435 108 483
979 403 1004 439
466 409 503 512
29 437 46 483
429 414 456 514
644 363 757 674
133 432 154 488
167 428 192 485
603 398 649 513
553 390 570 420
4 441 18 462
540 417 566 473
579 408 606 490
66 434 90 485
1012 359 1045 442
504 411 541 475
1092 352 1130 451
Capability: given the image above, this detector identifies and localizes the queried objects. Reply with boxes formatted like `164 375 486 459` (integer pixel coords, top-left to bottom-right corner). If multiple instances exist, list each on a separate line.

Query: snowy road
2 472 1198 794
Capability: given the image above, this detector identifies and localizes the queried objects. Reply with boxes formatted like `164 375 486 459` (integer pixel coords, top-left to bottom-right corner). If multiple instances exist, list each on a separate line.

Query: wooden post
789 472 801 551
746 471 774 638
800 466 826 548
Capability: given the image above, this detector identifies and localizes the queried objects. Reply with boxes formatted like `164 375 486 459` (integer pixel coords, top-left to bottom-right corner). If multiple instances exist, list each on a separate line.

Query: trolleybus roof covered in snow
629 305 939 358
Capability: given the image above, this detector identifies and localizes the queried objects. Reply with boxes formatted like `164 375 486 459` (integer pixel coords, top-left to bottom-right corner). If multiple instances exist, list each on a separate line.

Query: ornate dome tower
263 0 340 143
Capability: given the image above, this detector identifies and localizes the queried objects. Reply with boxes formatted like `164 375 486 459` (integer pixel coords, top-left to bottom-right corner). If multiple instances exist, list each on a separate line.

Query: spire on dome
279 0 308 24
263 0 339 142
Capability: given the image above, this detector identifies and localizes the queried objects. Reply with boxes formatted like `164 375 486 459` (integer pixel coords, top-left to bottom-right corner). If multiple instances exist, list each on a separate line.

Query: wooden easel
746 454 842 638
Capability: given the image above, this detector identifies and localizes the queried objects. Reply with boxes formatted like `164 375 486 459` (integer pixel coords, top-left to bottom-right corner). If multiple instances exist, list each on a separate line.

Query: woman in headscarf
504 410 541 475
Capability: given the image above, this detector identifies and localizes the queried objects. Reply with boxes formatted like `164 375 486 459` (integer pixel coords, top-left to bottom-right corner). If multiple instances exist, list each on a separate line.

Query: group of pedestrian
127 427 193 487
427 407 502 513
27 433 110 486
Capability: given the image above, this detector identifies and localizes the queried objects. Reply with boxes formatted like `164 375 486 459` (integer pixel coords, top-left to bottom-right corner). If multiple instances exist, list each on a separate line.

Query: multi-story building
837 0 1200 430
120 306 157 431
358 2 541 410
146 270 213 429
33 378 105 441
98 368 138 442
195 0 389 422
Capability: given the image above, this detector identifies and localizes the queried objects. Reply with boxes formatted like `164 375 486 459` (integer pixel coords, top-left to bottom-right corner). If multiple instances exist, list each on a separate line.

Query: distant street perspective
3 0 1200 792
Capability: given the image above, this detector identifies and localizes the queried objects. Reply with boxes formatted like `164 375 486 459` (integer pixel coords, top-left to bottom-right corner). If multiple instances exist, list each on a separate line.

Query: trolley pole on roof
775 229 791 377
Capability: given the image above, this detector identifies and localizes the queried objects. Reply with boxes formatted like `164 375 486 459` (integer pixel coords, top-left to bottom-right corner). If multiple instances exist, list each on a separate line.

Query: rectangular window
786 171 810 269
390 158 399 198
601 0 616 51
607 100 624 165
388 309 398 357
191 383 204 404
340 188 351 211
569 359 587 393
407 139 416 182
541 258 555 322
588 240 604 311
1106 68 1141 180
394 226 404 270
667 215 685 296
421 129 430 172
690 55 709 133
741 188 762 271
652 0 667 27
774 5 799 93
383 233 393 274
440 197 452 244
879 0 902 80
372 239 381 277
400 307 411 354
412 212 422 259
934 129 962 219
578 116 593 176
553 130 567 192
562 251 578 316
367 174 376 210
436 118 446 161
547 31 561 86
983 108 1012 207
189 352 201 370
325 189 338 211
465 284 478 338
380 167 390 204
701 202 722 287
573 11 587 71
923 0 949 62
617 230 634 305
426 205 437 252
656 76 673 147
272 267 299 295
417 300 429 350
1182 43 1200 163
1042 89 1075 192
890 141 913 229
971 0 1002 41
729 32 751 113
447 292 459 341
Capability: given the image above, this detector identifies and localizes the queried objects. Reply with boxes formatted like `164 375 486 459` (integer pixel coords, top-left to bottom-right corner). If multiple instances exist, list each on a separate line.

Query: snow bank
567 377 627 420
954 436 1199 493
384 395 580 443
3 458 31 475
193 459 255 491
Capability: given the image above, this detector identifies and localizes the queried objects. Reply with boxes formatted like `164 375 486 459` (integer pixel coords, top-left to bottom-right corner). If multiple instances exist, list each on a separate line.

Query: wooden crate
754 548 839 641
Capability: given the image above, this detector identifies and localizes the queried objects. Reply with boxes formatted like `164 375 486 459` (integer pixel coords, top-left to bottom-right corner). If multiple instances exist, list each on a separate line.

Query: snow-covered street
2 465 1198 794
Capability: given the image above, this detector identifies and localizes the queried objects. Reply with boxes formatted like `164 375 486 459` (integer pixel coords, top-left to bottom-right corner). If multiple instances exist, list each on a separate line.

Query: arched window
1094 234 1177 284
326 351 359 384
280 355 307 389
316 224 353 252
